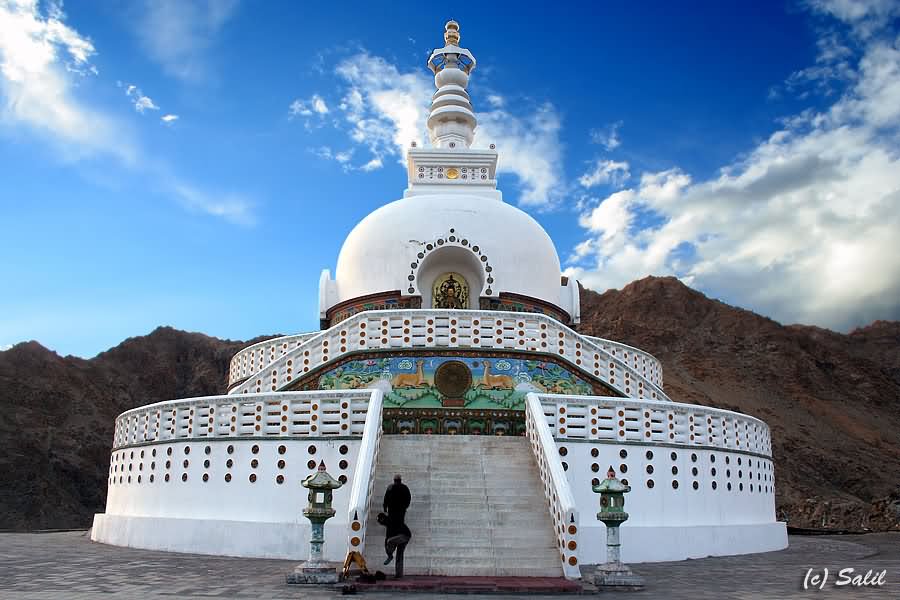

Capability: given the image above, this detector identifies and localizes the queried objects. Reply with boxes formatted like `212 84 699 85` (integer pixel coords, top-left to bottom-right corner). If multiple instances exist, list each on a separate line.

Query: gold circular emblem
434 360 472 398
446 167 459 179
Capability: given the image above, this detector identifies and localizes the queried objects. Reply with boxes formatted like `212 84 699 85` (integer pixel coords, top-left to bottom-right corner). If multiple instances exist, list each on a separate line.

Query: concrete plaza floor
0 530 897 599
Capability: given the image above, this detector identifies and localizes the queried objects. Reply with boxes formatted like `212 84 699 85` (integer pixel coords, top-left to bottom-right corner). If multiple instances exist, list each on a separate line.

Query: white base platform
91 513 342 561
91 513 787 565
586 522 788 564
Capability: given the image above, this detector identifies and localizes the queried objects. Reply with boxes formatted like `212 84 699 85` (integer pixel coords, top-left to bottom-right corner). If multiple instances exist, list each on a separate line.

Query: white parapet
534 394 786 564
93 389 381 561
225 309 668 403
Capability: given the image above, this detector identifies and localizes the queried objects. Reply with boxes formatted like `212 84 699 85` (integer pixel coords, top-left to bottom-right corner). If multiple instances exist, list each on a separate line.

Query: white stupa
92 21 787 579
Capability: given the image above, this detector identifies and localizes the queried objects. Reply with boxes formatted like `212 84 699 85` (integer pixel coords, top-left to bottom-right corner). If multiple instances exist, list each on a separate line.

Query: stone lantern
592 466 644 589
287 461 344 584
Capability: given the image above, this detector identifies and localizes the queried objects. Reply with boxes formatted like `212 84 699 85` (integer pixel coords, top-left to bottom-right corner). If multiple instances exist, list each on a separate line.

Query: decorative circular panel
434 360 472 398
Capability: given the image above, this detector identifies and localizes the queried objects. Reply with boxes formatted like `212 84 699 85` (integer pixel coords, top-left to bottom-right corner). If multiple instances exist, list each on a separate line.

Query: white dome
330 194 564 314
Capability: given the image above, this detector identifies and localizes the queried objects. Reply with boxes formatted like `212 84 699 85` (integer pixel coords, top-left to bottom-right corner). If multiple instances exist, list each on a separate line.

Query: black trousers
385 534 410 578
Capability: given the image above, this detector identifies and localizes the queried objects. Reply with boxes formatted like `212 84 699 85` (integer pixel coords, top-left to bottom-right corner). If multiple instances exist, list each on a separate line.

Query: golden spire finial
444 20 460 46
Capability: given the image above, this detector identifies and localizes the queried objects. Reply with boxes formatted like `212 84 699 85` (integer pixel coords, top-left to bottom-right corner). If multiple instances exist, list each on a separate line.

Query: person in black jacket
381 474 411 577
383 474 411 525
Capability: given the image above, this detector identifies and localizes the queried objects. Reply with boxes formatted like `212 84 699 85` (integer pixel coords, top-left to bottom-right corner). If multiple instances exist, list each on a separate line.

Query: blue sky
2 0 900 357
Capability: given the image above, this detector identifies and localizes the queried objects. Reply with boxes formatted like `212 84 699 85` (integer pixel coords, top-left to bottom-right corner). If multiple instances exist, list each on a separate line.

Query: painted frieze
316 355 593 410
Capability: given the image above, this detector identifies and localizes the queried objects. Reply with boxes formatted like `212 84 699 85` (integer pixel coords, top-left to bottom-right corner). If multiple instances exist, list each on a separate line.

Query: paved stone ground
0 530 898 599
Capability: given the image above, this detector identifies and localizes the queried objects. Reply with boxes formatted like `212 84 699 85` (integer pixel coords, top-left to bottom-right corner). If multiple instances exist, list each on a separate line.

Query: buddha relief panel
432 272 469 309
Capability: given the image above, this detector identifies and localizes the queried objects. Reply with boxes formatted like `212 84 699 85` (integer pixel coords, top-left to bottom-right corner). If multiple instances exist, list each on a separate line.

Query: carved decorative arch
405 228 495 298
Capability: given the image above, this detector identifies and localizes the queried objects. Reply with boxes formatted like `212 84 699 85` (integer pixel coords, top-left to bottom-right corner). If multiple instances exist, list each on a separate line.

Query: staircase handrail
525 392 581 579
346 388 384 558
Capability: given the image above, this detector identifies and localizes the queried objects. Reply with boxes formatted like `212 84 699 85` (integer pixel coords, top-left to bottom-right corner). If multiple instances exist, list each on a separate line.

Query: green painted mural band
317 355 594 410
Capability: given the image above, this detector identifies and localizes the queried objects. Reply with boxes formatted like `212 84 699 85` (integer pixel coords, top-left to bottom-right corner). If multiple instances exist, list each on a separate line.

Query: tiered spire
405 20 497 199
426 21 478 149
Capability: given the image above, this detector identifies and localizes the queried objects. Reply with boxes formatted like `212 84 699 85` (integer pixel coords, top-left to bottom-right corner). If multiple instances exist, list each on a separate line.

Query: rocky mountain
579 277 900 531
1 277 897 531
0 328 273 530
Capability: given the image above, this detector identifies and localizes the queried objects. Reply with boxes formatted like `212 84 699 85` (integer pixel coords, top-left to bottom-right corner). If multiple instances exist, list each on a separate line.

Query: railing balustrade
535 394 772 457
581 335 663 388
346 390 384 556
227 309 670 404
525 392 581 580
228 332 321 385
111 390 373 450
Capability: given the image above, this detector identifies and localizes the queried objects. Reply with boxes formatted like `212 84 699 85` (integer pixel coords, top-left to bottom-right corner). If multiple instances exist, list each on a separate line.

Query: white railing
581 335 663 388
227 309 670 404
525 392 581 580
228 332 321 387
111 390 373 450
535 394 772 457
346 389 384 556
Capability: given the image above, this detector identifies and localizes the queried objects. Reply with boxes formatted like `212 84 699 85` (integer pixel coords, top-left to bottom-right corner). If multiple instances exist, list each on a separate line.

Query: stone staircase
363 435 563 577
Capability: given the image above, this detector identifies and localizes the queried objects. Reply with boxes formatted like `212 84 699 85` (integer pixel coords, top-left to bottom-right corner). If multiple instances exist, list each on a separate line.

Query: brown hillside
0 327 274 530
579 276 900 530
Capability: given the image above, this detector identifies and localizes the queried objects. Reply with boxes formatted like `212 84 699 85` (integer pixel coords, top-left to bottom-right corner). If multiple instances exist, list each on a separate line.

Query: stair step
364 436 564 577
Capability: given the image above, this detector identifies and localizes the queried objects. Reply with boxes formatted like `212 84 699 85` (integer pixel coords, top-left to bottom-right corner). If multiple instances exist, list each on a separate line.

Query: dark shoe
384 555 393 565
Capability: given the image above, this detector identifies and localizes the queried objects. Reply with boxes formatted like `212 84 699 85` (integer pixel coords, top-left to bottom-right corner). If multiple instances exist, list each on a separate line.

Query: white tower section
426 21 477 149
405 20 500 201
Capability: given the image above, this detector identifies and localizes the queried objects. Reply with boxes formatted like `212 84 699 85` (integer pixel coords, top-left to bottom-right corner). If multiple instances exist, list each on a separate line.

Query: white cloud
311 94 328 115
334 52 431 166
568 14 900 331
0 343 12 351
578 159 630 189
288 99 310 117
808 0 900 39
132 0 239 82
474 101 564 207
171 180 256 226
360 157 382 171
589 120 623 150
134 96 157 112
310 145 354 171
161 113 178 123
0 0 134 162
288 93 329 120
124 83 159 113
0 1 254 226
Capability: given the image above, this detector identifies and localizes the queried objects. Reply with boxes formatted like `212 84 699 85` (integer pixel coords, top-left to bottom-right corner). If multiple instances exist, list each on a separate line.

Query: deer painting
392 360 428 388
476 360 515 390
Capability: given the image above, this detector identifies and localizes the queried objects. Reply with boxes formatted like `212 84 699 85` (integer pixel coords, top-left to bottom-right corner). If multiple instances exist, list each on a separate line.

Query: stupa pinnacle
426 20 478 149
405 20 499 199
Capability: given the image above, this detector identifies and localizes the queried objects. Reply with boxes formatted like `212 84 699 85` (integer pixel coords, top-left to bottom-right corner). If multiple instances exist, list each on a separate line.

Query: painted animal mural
475 360 515 390
392 360 428 388
317 355 593 410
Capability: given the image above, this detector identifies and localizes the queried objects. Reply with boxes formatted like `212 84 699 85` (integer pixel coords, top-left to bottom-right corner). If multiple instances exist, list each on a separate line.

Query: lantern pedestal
592 467 645 591
287 562 340 584
592 561 646 589
287 462 343 585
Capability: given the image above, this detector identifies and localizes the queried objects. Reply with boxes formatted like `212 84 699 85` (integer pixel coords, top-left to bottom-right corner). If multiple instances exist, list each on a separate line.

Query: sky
1 0 899 358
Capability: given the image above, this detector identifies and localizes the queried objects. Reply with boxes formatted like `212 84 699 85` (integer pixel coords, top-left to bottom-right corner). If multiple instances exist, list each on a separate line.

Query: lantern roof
301 461 343 490
593 466 631 493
